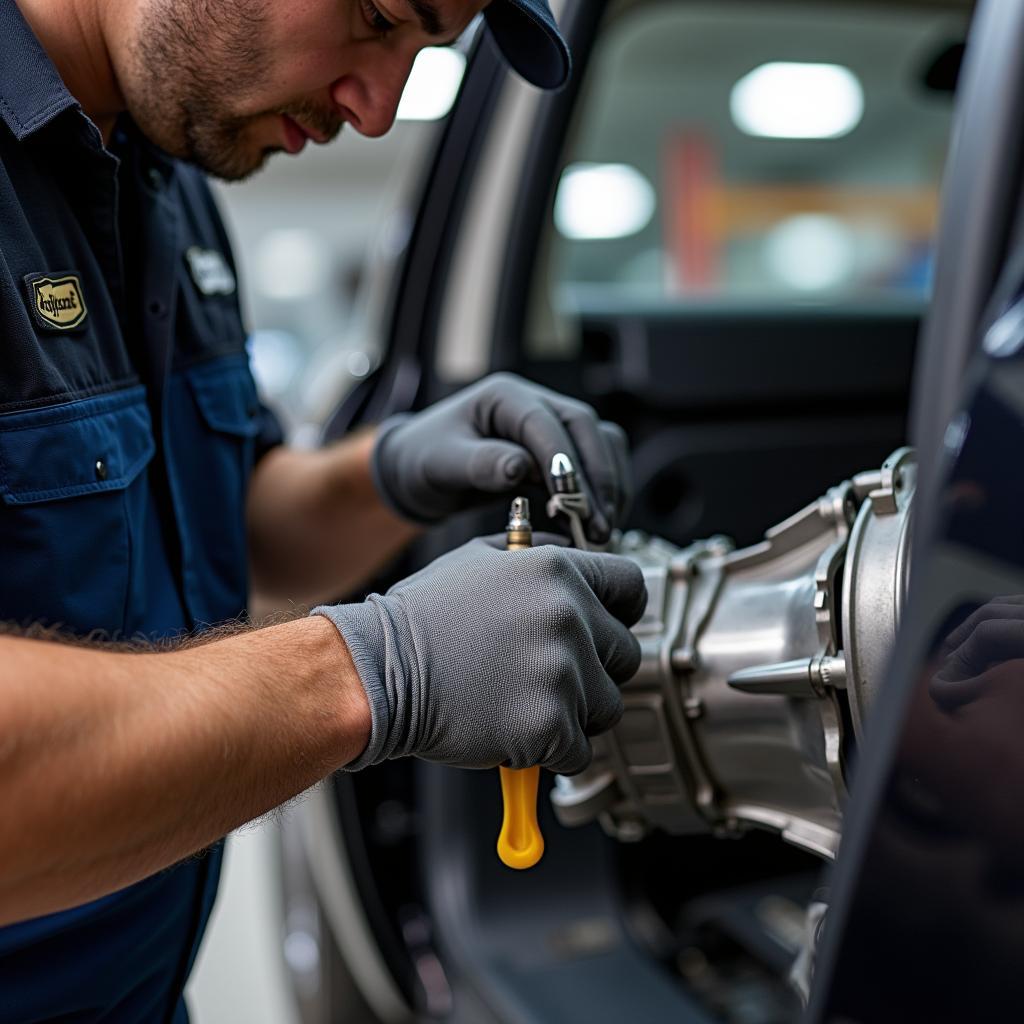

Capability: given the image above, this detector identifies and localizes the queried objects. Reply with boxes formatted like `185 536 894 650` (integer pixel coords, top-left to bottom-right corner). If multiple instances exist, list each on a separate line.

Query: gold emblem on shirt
32 275 87 330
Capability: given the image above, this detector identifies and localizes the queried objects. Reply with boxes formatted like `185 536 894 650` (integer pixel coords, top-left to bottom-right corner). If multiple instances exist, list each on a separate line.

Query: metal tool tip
550 452 574 478
550 453 578 494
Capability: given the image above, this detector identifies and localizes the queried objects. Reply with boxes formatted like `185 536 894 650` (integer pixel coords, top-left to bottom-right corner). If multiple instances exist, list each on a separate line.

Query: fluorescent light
730 62 864 139
763 214 855 291
397 48 467 121
554 163 656 241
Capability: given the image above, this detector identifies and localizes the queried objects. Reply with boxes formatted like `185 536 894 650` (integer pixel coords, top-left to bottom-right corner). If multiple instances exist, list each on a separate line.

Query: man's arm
246 429 421 611
0 616 369 926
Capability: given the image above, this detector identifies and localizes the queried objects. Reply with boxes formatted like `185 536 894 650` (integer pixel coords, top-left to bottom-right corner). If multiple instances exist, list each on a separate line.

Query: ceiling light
763 214 856 291
554 163 657 241
397 48 467 121
730 62 864 139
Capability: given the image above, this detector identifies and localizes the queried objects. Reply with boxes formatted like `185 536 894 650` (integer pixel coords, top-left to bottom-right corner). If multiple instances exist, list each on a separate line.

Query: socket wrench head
550 452 579 494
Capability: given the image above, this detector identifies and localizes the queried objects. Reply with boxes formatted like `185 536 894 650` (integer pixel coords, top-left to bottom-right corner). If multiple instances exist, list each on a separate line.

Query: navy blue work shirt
0 1 284 1020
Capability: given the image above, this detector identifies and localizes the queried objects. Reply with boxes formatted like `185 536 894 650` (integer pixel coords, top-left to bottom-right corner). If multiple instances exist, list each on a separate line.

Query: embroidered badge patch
25 273 88 331
185 247 237 297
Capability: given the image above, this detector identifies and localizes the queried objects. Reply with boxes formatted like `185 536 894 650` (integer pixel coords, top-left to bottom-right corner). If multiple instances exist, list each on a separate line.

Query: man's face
119 0 487 181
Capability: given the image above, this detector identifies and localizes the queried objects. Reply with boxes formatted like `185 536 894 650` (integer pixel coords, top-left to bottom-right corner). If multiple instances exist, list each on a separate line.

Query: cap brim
484 0 571 90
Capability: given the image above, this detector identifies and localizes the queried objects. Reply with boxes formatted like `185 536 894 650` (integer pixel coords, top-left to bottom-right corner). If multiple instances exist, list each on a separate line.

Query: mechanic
0 0 648 1020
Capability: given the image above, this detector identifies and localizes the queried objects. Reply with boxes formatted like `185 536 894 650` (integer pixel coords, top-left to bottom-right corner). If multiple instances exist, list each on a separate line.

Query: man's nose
330 52 417 138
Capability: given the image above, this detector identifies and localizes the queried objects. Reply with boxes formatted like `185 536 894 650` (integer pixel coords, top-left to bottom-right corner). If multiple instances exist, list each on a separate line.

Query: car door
289 2 974 1022
807 0 1024 1018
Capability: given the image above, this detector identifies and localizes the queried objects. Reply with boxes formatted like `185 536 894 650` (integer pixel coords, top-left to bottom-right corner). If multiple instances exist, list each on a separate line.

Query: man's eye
360 0 396 36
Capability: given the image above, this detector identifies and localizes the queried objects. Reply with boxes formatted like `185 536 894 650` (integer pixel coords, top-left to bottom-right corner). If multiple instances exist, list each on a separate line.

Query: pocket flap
187 357 260 437
0 387 155 504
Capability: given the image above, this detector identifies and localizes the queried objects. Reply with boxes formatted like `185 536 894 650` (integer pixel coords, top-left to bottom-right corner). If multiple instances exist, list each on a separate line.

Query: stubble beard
124 0 342 181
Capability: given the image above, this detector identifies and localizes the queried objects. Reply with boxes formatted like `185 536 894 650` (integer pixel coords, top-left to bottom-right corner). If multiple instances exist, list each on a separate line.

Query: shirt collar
0 0 79 141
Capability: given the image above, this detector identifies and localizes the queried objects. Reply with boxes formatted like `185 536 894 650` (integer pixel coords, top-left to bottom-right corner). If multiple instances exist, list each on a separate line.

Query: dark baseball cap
483 0 571 90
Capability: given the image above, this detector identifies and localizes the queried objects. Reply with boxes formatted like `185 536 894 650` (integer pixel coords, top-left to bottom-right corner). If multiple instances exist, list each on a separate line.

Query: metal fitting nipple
506 497 533 550
507 496 531 531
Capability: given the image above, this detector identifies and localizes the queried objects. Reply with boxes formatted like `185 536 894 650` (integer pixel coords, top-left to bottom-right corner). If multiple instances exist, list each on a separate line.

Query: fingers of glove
464 438 533 491
419 436 531 496
584 673 626 735
599 420 633 526
543 726 594 776
594 615 643 684
486 384 611 541
560 548 648 627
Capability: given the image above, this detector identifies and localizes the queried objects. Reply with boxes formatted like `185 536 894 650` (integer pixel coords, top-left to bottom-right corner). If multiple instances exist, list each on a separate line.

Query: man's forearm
247 429 420 610
0 616 369 926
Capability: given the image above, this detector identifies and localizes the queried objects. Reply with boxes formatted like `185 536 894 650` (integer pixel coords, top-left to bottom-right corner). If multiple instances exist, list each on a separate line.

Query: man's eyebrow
405 0 446 37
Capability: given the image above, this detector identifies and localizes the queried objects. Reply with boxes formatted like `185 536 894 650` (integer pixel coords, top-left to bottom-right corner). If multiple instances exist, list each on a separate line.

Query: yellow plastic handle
497 765 544 869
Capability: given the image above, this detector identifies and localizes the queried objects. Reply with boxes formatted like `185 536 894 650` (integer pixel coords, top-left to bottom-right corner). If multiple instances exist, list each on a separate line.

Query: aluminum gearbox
551 448 916 860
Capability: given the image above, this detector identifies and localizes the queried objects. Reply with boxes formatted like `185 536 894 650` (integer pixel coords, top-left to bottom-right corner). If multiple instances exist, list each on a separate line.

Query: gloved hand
371 373 631 543
314 535 647 773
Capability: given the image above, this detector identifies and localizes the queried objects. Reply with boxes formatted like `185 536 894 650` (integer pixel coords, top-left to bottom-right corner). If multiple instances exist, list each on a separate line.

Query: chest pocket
0 387 155 635
167 354 260 626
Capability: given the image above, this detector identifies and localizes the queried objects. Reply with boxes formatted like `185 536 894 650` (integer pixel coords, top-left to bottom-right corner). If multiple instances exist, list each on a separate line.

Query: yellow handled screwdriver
497 497 545 870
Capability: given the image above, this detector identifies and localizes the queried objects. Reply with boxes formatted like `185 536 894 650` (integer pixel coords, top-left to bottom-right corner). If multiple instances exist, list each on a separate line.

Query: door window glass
532 0 968 326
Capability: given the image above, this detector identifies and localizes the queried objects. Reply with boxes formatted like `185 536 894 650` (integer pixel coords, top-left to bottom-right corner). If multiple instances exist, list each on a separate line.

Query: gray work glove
314 535 646 773
372 373 631 543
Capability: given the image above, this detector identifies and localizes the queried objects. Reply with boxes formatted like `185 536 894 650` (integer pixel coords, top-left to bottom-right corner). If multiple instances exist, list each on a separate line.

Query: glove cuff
371 414 438 526
312 601 391 771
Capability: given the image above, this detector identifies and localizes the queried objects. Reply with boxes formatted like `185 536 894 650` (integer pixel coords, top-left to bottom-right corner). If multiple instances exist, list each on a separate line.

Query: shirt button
147 299 167 319
94 459 108 481
147 167 164 191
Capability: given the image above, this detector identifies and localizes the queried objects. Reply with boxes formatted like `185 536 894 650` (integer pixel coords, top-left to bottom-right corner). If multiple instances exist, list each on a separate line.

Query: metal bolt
671 647 700 673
